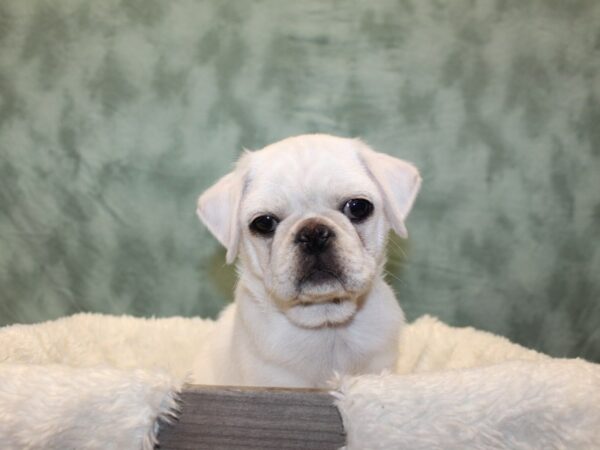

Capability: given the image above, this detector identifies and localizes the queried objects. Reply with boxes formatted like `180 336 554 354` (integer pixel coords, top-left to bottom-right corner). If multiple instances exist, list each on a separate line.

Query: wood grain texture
157 385 346 449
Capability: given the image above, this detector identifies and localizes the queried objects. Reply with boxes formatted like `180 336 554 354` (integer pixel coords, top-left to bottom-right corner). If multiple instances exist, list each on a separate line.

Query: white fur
0 364 180 450
395 315 547 373
0 313 598 449
0 314 205 449
334 358 600 449
194 134 421 387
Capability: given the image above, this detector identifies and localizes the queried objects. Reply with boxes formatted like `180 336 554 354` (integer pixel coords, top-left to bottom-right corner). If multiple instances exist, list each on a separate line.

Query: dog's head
197 134 421 328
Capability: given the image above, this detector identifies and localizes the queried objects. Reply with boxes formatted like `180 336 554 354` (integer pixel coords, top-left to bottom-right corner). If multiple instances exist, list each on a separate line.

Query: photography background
0 0 598 361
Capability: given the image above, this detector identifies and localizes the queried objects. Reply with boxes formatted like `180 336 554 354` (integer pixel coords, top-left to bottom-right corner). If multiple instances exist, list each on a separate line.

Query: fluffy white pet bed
0 313 598 449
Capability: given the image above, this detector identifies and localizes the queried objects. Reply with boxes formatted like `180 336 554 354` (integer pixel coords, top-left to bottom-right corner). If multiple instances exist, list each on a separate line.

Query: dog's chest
283 327 372 382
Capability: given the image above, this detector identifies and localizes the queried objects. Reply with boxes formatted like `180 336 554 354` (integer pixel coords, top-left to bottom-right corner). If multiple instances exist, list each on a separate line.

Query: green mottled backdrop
0 0 598 361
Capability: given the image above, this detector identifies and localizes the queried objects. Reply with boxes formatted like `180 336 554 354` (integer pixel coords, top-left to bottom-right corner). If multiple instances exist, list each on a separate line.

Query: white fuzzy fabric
395 315 547 373
334 358 600 449
0 314 209 450
0 364 180 450
1 313 598 449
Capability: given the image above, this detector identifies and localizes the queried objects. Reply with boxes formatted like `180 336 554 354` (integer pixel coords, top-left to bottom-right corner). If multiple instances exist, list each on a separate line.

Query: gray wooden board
157 385 346 450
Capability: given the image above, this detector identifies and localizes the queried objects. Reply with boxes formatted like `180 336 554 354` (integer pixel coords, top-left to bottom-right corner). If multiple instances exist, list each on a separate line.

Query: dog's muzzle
294 219 344 288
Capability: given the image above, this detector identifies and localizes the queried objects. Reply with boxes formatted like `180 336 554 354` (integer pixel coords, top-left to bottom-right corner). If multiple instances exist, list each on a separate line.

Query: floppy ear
196 169 246 264
358 143 422 238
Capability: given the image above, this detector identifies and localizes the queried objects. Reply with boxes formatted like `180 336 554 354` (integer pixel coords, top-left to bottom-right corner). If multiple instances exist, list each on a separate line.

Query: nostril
315 225 330 239
314 226 331 246
296 230 311 244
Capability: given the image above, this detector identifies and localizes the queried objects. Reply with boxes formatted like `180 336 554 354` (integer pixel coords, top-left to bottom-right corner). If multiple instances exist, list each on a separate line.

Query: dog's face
198 135 420 328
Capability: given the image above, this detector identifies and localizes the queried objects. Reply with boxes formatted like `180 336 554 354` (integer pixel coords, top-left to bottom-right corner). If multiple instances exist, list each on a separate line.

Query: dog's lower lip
298 297 346 307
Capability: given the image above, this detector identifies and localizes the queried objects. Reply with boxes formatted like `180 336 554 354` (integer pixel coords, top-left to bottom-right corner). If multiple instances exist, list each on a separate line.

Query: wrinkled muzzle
266 215 377 308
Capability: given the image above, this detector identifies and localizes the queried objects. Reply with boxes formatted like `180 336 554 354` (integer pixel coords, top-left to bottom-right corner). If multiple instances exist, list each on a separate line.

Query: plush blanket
335 359 600 449
0 314 598 449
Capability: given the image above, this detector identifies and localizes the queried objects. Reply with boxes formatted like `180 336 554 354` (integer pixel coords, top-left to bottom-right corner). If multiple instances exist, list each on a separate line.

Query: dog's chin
284 298 358 329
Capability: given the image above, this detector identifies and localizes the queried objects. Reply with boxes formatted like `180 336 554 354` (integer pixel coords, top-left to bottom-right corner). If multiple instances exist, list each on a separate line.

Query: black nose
295 222 335 254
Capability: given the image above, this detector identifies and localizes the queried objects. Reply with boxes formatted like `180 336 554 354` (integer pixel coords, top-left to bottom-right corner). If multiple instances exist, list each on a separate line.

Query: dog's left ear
197 165 247 264
358 142 422 238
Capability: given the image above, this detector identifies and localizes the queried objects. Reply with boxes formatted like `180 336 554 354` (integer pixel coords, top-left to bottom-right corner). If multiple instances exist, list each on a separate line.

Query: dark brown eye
342 199 373 222
250 215 279 236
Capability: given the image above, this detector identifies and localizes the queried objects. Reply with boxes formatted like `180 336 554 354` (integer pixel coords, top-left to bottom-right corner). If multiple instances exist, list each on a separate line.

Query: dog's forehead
252 141 366 183
243 135 378 214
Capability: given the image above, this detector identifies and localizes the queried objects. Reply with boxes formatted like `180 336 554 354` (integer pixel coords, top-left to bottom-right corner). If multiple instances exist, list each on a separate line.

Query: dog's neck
223 263 403 387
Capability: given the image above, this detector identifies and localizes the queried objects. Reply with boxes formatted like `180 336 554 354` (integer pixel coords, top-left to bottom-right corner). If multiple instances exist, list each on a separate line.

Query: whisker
383 269 405 286
387 238 408 259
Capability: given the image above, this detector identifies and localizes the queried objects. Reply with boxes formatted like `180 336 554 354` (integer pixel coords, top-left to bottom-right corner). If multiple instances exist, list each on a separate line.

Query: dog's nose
295 222 335 254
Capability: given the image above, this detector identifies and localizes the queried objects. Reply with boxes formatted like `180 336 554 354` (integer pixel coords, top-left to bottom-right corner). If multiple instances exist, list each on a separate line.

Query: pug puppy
192 134 421 388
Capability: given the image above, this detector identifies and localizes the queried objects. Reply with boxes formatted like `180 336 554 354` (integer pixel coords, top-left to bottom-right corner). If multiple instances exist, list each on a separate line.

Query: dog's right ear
197 165 247 264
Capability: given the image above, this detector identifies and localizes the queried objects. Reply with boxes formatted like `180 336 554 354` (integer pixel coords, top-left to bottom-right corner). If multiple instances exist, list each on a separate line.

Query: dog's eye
342 199 373 222
250 215 279 236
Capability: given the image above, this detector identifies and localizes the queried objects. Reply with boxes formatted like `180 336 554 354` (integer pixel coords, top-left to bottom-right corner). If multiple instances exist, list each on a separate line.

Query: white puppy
192 134 421 388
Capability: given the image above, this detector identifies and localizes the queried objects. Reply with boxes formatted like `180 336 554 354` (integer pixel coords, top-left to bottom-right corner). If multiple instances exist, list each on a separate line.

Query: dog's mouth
290 262 356 312
285 297 358 329
292 279 348 306
299 268 340 286
296 296 346 307
275 244 372 327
